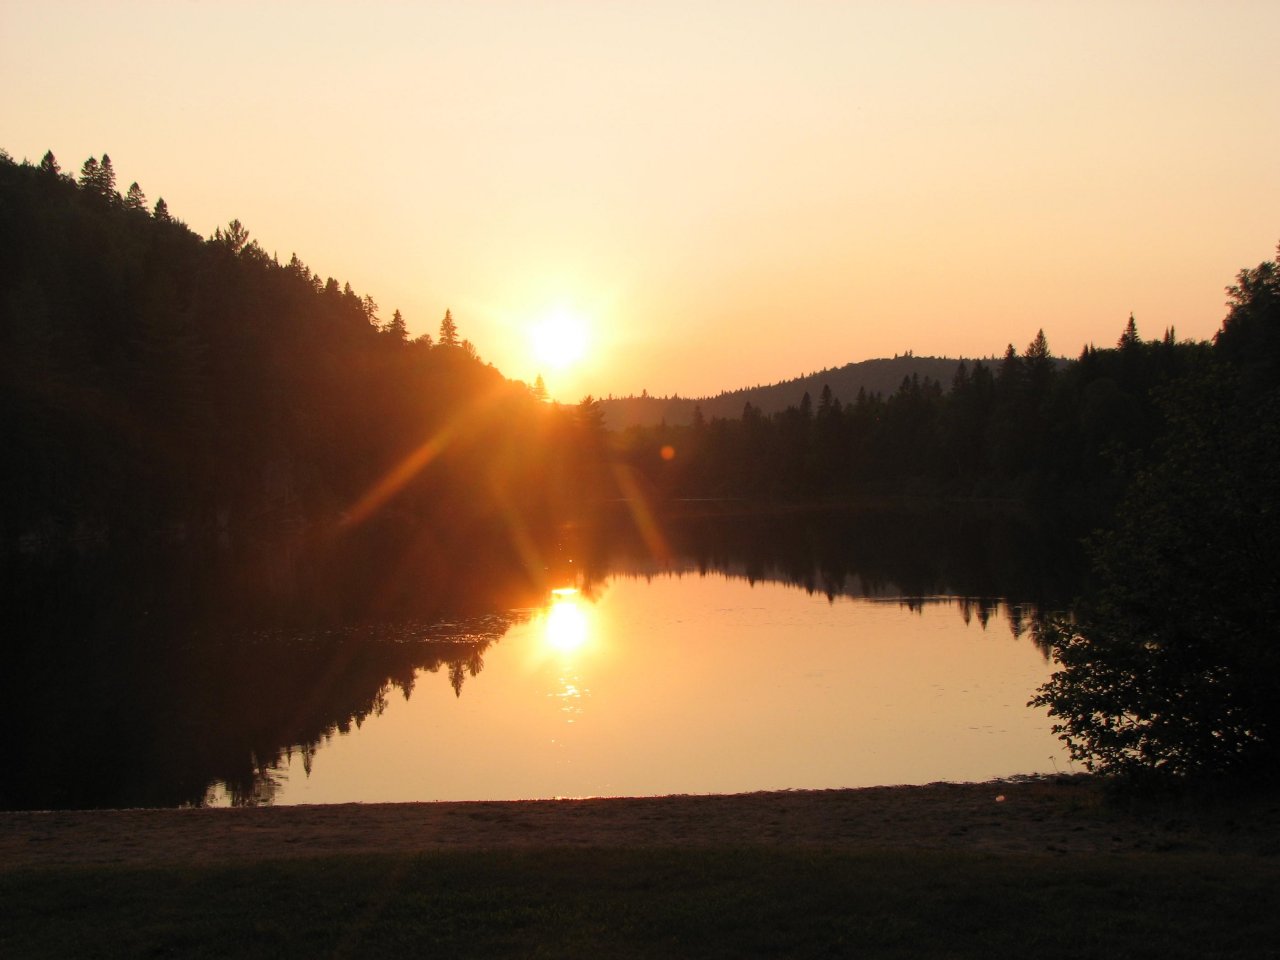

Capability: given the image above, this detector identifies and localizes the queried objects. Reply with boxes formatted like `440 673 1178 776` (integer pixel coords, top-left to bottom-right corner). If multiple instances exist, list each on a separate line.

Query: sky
3 1 1278 401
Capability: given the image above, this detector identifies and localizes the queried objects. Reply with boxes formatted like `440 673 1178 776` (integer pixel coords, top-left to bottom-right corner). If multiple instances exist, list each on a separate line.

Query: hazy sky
4 1 1277 400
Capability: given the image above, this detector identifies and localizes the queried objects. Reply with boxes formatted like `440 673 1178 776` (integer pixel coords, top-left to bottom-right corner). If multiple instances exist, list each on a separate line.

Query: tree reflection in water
1 617 521 810
3 504 1083 810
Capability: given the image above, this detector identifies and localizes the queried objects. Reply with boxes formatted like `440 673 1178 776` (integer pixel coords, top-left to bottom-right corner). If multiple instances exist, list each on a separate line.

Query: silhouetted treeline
619 321 1209 515
1034 245 1280 781
0 151 599 612
599 355 975 430
567 502 1082 643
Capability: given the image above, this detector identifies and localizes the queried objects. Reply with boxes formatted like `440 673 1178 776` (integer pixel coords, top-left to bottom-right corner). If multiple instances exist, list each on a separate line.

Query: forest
0 150 609 618
2 149 1277 780
617 322 1206 512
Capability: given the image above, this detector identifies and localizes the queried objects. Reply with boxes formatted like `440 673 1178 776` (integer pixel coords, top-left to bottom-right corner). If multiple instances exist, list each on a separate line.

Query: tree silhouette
384 308 408 341
438 309 460 347
123 181 147 211
1034 247 1280 780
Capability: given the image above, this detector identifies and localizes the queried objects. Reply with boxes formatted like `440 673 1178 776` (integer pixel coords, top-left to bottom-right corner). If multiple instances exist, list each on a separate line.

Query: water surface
212 571 1069 804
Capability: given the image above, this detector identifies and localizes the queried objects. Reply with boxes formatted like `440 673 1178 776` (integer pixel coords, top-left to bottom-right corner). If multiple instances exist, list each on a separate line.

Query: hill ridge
601 355 983 430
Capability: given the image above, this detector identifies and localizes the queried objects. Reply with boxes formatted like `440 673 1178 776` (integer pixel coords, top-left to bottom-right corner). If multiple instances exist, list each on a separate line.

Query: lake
2 506 1083 809
217 573 1070 806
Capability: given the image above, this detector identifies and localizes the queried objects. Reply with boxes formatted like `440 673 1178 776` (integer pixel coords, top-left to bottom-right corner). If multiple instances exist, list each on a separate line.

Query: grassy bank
6 845 1277 959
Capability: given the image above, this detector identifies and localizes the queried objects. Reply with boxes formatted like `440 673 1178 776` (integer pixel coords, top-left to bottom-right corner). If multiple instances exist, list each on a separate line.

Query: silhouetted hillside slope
602 356 978 429
0 149 595 583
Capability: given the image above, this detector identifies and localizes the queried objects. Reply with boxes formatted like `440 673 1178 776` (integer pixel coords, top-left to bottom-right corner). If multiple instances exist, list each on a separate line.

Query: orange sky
4 1 1278 401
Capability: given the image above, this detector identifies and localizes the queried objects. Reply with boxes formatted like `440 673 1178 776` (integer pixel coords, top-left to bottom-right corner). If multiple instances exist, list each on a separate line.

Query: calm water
208 572 1070 805
3 507 1083 809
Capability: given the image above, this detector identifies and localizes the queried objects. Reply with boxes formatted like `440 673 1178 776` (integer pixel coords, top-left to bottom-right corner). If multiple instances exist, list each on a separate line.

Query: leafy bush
1033 250 1280 781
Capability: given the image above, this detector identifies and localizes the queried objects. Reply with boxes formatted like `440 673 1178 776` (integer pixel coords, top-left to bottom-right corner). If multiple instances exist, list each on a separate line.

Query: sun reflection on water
537 587 597 725
544 588 590 654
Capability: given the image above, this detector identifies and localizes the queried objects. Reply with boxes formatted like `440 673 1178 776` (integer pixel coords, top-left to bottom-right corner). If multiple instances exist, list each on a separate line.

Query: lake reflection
4 506 1084 809
216 572 1071 805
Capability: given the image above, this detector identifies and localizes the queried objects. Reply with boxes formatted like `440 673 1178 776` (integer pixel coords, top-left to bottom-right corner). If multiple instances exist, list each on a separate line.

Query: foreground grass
4 846 1277 959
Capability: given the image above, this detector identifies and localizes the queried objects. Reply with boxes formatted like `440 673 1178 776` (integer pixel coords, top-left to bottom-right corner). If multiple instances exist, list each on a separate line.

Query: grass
4 846 1278 959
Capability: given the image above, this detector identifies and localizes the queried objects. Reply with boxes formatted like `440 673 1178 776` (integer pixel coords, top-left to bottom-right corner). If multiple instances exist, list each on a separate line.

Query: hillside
0 150 591 587
600 355 976 430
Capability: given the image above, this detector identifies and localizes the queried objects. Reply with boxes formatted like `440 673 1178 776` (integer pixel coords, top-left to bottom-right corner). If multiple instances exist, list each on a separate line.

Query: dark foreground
4 777 1278 959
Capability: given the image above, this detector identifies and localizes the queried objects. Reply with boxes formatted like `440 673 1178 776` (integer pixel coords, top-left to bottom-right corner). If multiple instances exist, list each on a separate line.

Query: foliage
0 150 594 575
1033 247 1280 781
619 326 1207 511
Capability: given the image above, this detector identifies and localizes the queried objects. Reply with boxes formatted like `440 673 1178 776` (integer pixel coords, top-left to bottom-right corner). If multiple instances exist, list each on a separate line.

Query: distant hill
601 355 984 430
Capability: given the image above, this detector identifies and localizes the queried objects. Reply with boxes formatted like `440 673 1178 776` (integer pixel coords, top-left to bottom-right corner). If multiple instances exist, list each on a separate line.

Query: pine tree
1118 313 1140 349
153 197 171 222
124 182 147 211
78 156 100 190
818 383 834 415
438 309 459 348
213 219 249 255
384 309 407 341
39 151 60 176
98 154 117 199
532 373 548 400
1024 329 1050 363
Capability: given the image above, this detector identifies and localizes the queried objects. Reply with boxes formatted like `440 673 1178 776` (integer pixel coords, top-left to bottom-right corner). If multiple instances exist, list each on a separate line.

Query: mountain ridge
599 355 989 430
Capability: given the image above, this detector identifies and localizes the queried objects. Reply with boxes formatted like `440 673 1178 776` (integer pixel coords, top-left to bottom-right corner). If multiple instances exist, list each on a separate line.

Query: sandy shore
4 777 1277 871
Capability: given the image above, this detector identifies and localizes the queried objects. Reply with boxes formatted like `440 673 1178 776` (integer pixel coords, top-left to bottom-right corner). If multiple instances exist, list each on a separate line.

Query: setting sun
530 308 589 371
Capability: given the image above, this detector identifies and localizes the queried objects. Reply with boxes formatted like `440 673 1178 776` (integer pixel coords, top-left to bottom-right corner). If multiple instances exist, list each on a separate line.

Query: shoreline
5 776 1277 871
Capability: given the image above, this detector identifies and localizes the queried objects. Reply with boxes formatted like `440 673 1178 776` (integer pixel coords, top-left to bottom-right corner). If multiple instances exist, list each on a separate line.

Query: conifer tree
78 156 100 190
153 197 171 222
98 154 117 198
438 309 459 347
39 151 59 176
213 219 249 255
384 309 407 341
124 182 147 211
1118 313 1140 349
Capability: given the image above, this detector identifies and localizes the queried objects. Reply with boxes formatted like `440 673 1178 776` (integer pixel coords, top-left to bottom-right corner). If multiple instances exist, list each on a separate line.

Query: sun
530 308 589 371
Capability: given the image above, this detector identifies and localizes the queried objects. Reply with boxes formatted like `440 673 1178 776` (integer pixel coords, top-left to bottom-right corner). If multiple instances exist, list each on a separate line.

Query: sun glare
544 588 590 654
530 308 589 371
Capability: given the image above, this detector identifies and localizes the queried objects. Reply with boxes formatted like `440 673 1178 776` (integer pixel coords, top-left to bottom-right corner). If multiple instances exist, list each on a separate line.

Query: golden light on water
544 588 590 654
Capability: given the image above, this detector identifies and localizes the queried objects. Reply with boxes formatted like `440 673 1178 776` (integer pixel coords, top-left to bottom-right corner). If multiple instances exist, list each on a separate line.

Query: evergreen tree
438 309 459 348
384 308 408 341
38 150 59 176
98 153 117 199
362 295 380 326
213 219 249 255
123 182 147 211
153 197 171 222
78 156 100 190
1118 313 1141 349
